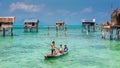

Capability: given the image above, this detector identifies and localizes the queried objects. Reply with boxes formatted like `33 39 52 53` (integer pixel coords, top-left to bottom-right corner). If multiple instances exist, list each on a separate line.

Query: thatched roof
111 8 120 25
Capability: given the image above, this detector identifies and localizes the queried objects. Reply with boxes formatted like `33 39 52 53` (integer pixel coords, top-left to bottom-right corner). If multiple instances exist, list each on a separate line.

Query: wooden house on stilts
56 22 65 31
47 21 67 36
0 17 15 36
56 22 67 35
24 19 39 32
101 8 120 40
82 19 96 32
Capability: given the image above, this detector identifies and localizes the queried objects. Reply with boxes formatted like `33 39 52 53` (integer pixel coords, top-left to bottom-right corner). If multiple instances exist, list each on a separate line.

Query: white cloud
47 12 53 16
57 9 70 16
10 2 45 12
70 12 78 16
82 7 93 13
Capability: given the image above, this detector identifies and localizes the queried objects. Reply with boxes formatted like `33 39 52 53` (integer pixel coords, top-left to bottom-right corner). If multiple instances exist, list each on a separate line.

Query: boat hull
45 52 68 59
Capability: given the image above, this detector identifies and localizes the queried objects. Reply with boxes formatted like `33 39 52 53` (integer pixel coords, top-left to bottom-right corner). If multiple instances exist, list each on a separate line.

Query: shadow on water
90 45 108 50
108 40 120 51
78 57 107 67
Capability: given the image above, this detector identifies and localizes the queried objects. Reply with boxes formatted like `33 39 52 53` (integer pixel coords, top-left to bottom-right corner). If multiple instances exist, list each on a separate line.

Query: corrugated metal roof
24 19 39 23
56 22 64 23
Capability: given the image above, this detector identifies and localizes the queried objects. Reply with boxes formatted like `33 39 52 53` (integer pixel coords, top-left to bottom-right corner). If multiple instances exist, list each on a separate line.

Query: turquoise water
0 25 120 68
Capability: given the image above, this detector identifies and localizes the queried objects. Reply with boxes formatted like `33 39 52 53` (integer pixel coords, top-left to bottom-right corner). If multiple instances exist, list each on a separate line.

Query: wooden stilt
56 26 58 37
82 24 84 32
102 28 105 39
48 26 50 35
116 28 120 39
110 28 113 40
30 27 32 32
36 27 38 32
88 25 90 32
10 27 13 36
86 24 89 33
24 27 26 32
26 28 28 32
64 26 67 36
93 25 96 32
116 28 118 39
118 30 120 39
56 30 58 37
2 28 5 36
118 30 119 39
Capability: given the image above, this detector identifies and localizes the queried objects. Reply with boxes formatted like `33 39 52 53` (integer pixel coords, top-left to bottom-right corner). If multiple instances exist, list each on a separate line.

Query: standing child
51 41 56 55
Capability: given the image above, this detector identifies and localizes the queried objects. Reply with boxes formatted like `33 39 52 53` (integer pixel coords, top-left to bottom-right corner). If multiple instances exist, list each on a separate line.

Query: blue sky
0 0 119 25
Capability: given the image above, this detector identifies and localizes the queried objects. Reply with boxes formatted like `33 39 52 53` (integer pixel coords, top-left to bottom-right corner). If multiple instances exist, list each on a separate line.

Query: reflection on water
109 41 120 51
0 37 14 48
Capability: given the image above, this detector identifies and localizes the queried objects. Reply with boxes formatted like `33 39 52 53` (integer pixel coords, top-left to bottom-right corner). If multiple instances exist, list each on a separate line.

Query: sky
0 0 120 25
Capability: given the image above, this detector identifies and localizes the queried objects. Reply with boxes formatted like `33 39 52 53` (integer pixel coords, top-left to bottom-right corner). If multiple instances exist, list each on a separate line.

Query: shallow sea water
0 25 120 68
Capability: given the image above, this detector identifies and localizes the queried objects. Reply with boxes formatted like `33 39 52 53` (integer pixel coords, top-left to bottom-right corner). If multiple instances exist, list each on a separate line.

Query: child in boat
59 44 64 53
51 41 56 55
64 45 68 52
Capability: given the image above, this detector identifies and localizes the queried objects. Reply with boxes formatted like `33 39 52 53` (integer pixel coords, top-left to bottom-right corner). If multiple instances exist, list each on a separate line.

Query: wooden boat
44 51 68 59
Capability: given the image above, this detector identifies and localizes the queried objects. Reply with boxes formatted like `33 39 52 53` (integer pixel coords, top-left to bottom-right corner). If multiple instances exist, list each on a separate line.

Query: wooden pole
30 27 32 32
56 25 58 37
118 30 119 39
93 25 96 32
24 27 25 32
82 24 83 32
110 28 113 40
64 25 67 36
56 26 58 36
116 28 120 39
26 27 28 32
36 23 38 32
48 25 50 35
118 30 120 39
10 27 13 36
86 24 89 33
2 28 5 36
36 27 38 32
88 25 91 32
101 28 106 39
